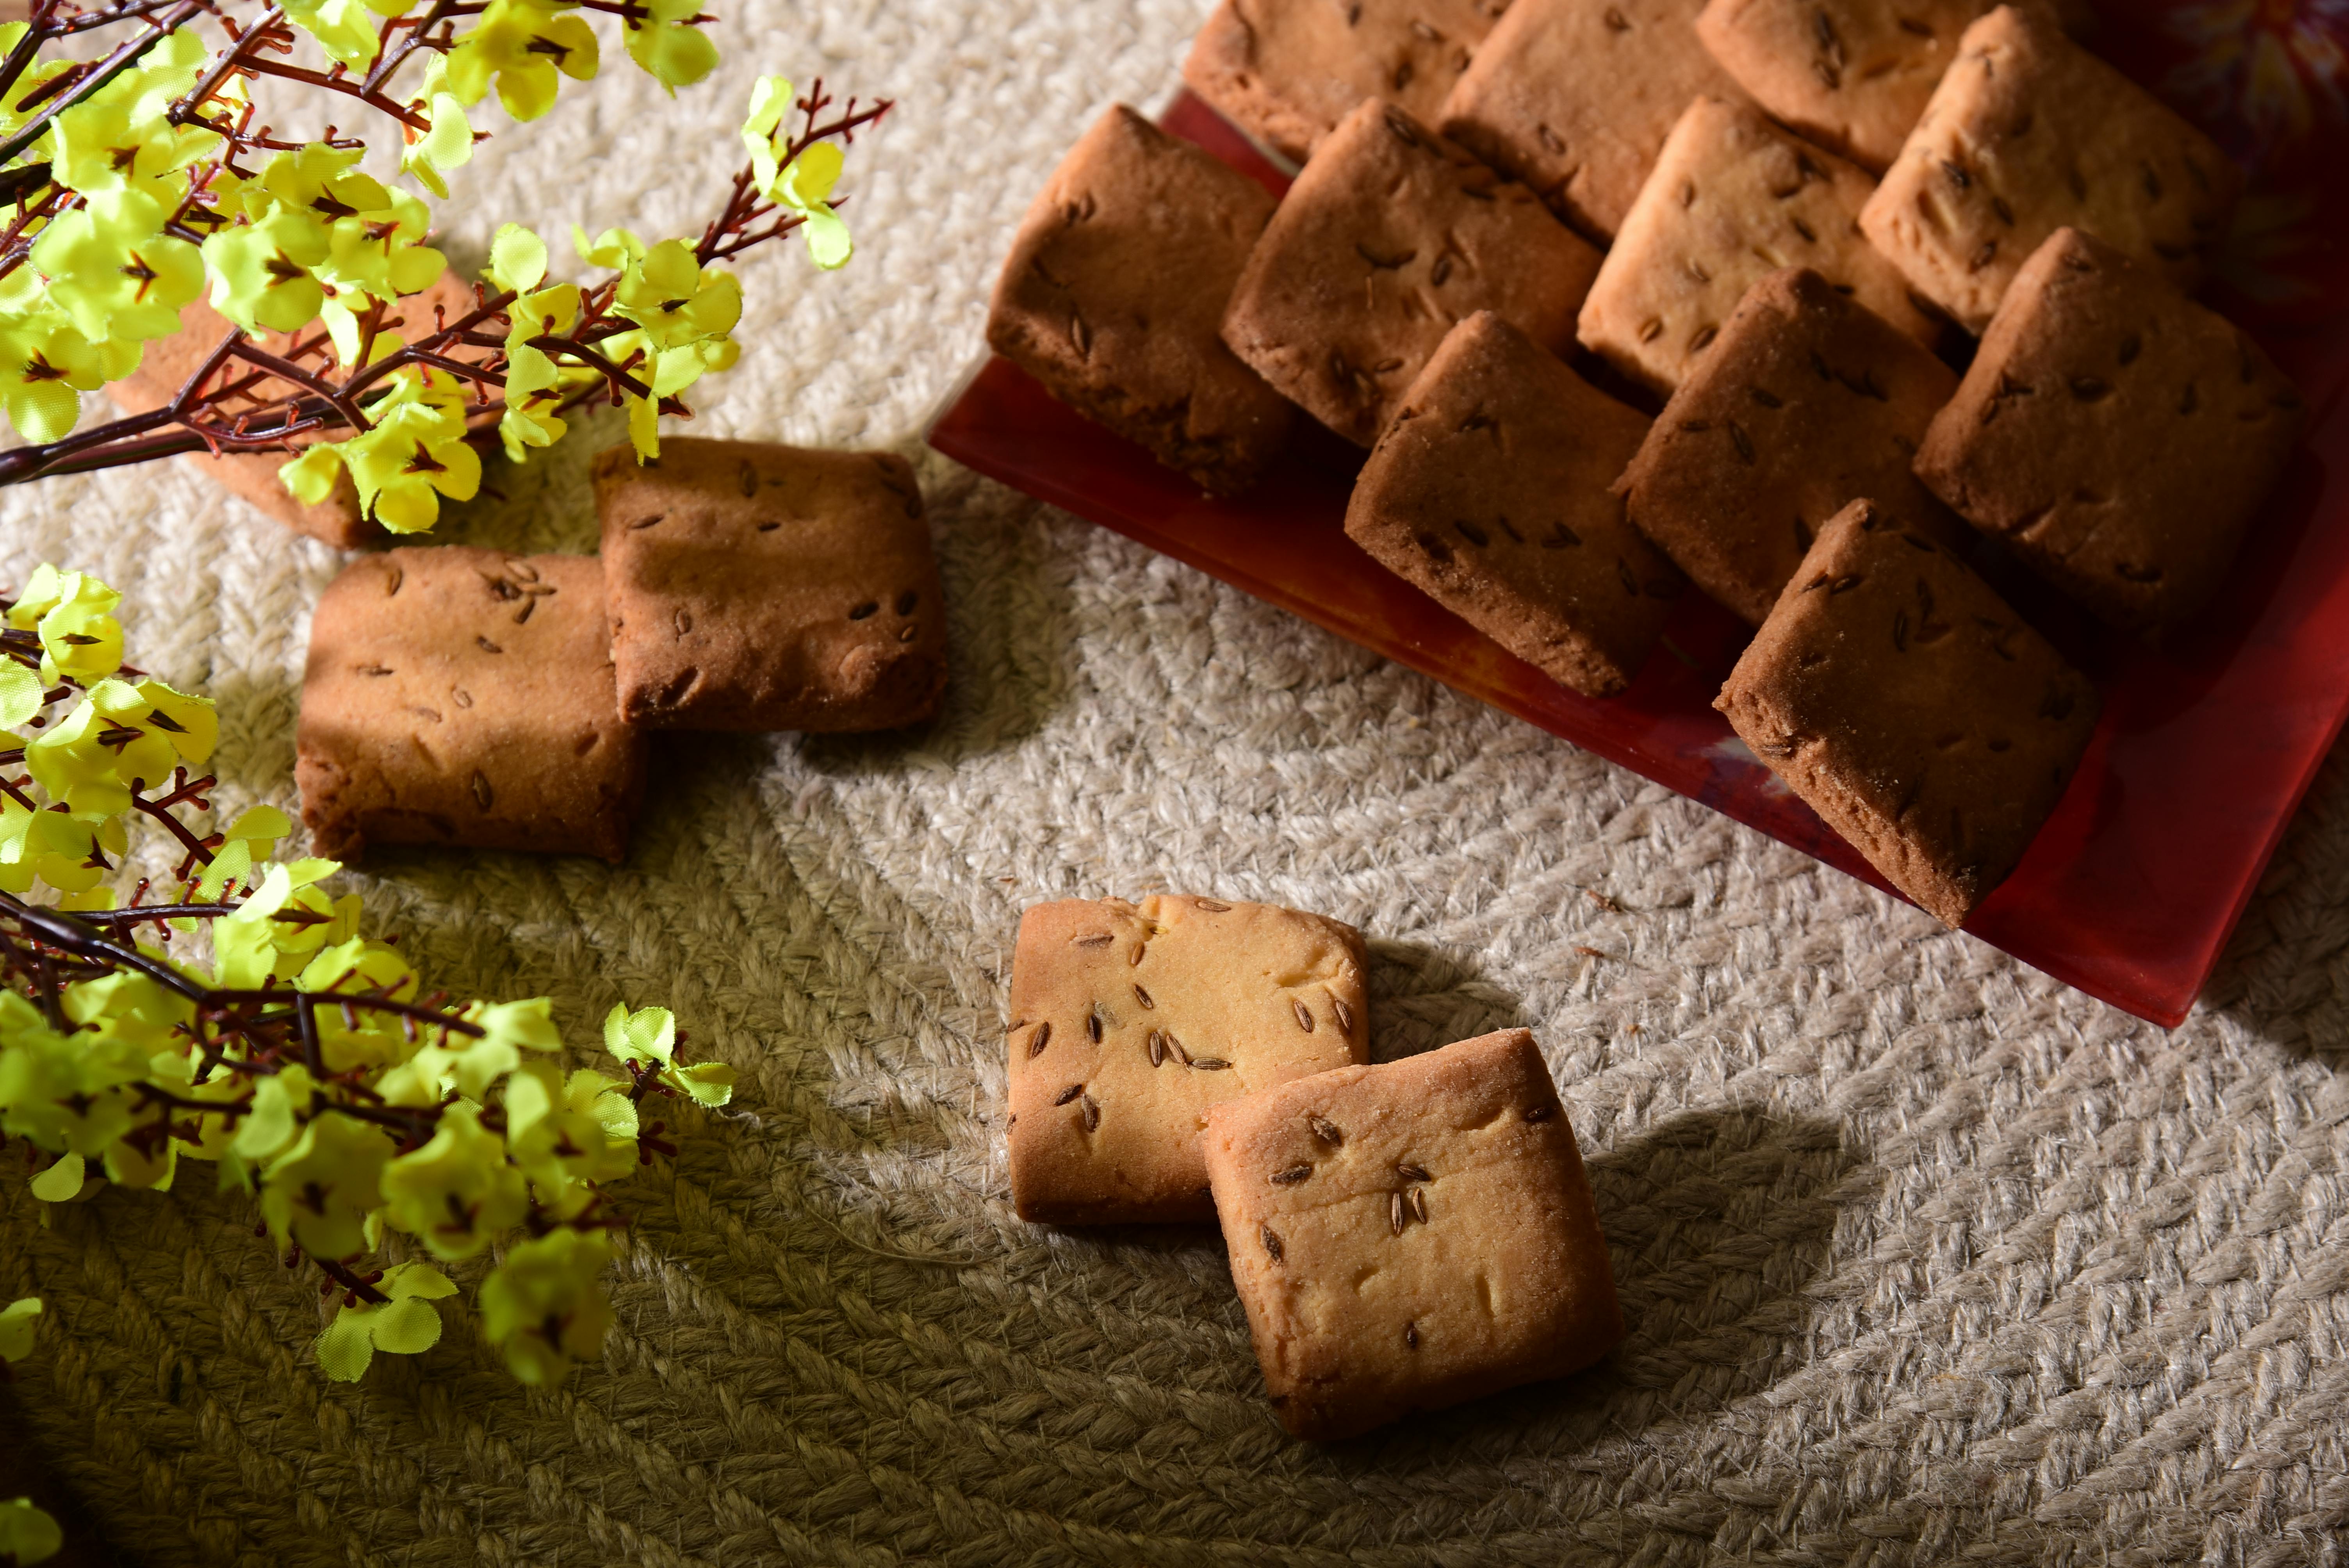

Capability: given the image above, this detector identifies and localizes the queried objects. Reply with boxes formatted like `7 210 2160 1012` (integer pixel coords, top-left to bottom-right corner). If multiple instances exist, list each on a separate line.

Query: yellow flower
445 0 599 120
258 1112 395 1259
623 0 716 93
0 306 109 444
480 1228 612 1384
343 397 483 532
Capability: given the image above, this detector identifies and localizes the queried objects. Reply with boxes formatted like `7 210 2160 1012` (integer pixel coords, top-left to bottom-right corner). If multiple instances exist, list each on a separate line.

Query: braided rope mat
6 4 2349 1563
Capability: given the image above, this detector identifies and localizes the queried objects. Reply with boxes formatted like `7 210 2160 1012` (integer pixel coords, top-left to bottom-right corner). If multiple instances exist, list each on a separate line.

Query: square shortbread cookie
109 272 481 549
297 547 645 863
1182 0 1510 166
1006 895 1370 1226
1203 1027 1623 1441
1221 98 1602 447
1858 4 2239 334
1714 498 2099 927
1440 0 1753 241
1346 311 1680 697
1577 96 1937 397
1616 267 1964 627
1914 228 2304 639
594 437 948 731
986 104 1295 495
1693 0 2092 173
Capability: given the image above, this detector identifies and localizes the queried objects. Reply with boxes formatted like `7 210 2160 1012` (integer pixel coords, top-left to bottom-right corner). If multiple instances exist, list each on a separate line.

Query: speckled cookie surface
1204 1027 1623 1441
1441 0 1750 241
1182 0 1511 165
296 546 644 862
1914 228 2304 639
1692 0 2091 173
1618 267 1963 627
1576 96 1936 397
1714 499 2098 927
1346 311 1677 697
1857 4 2238 333
11 4 2346 1562
1007 894 1370 1225
986 104 1294 495
1221 97 1601 447
595 437 947 731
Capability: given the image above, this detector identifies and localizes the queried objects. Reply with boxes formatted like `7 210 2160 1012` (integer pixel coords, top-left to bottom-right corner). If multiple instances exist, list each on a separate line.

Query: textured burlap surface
4 3 2348 1563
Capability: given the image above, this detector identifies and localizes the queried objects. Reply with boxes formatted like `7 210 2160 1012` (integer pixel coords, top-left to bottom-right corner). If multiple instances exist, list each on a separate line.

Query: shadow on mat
798 453 1082 772
2199 739 2349 1060
1320 1105 1863 1470
1360 937 1532 1064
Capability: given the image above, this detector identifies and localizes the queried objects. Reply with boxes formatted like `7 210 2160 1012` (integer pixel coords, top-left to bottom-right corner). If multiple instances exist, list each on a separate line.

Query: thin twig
0 0 206 167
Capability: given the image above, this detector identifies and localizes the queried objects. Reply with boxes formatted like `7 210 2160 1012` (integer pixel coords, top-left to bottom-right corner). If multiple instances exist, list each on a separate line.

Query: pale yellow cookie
1007 895 1369 1225
1204 1028 1623 1441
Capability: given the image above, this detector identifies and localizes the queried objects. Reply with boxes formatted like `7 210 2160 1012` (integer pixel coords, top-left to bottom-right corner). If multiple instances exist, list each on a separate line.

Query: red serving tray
930 21 2349 1028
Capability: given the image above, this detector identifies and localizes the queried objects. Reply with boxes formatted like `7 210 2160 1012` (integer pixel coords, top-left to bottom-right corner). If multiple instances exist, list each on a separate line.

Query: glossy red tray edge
932 92 2349 1029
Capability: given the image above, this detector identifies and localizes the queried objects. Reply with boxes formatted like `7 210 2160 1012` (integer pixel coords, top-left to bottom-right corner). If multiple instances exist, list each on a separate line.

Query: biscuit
594 438 947 731
987 105 1295 495
1714 499 2098 927
1182 0 1510 165
1203 1027 1623 1442
1617 267 1963 626
1346 312 1679 697
1007 895 1369 1226
1692 0 2092 173
297 548 645 862
1576 96 1936 397
1222 98 1602 447
1914 229 2304 639
1858 5 2239 334
1440 0 1753 241
109 273 482 549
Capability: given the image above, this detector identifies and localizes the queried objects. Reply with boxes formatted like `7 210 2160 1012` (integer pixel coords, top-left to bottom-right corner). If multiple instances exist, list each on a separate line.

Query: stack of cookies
296 437 950 863
1004 893 1625 1441
986 2 2306 931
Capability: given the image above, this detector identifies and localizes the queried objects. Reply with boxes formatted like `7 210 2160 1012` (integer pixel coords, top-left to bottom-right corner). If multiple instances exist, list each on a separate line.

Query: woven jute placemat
5 3 2347 1563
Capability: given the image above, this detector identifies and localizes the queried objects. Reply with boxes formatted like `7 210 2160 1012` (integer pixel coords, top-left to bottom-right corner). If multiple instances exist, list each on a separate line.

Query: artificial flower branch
0 566 732 1383
0 0 880 531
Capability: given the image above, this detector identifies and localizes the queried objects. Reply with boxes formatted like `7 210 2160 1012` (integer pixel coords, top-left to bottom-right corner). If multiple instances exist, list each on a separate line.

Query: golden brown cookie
1617 267 1963 627
1204 1027 1623 1442
594 438 947 731
1577 96 1937 397
987 105 1294 495
1914 228 2304 639
1221 98 1602 447
1346 311 1679 696
1857 4 2239 333
297 547 645 862
1182 0 1510 165
1713 498 2099 927
1007 895 1369 1226
1441 0 1752 241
